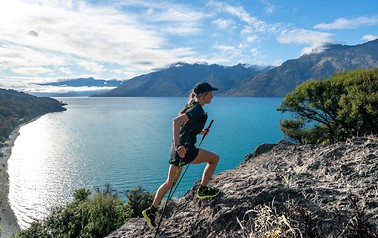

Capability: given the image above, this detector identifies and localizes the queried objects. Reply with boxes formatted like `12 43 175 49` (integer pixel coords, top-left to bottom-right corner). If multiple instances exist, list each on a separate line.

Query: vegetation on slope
0 89 66 143
278 68 378 144
12 186 154 238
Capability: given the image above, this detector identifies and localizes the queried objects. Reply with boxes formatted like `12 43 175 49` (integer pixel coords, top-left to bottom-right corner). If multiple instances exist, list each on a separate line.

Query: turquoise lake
8 97 284 228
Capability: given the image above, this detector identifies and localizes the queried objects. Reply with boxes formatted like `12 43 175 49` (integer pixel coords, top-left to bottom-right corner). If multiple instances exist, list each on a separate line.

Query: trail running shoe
142 207 156 229
197 186 220 199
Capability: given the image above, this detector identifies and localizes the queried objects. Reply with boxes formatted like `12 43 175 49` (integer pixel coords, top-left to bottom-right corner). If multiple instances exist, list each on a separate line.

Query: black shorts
169 145 199 166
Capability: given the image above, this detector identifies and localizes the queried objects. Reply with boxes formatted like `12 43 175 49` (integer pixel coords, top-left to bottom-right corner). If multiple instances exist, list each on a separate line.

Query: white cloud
58 67 73 75
11 67 53 76
278 29 334 45
140 3 206 35
214 44 239 52
248 47 260 58
277 29 335 56
258 0 278 15
0 0 203 80
314 16 378 30
32 85 117 93
110 69 125 76
208 1 268 32
301 43 329 55
0 43 67 68
105 1 207 36
212 19 235 30
362 35 378 42
212 44 244 62
241 27 263 43
77 61 105 74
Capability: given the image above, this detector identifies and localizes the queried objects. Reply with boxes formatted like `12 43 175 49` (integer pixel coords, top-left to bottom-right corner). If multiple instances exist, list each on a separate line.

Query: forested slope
0 89 66 142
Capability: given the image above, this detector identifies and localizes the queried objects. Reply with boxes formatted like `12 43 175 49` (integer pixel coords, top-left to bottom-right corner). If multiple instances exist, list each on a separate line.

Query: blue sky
0 0 377 93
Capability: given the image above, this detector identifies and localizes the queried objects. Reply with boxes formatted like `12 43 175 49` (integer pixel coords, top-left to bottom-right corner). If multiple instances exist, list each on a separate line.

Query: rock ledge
106 137 378 238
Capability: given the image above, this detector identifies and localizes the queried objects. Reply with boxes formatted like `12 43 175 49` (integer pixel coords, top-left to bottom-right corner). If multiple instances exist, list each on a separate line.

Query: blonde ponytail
178 91 209 115
179 91 197 115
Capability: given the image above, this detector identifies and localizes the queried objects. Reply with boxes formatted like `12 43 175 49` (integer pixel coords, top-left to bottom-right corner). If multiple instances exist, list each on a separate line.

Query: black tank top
180 102 208 146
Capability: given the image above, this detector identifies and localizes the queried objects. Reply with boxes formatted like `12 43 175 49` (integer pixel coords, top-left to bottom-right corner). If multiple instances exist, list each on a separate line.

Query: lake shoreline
0 127 21 238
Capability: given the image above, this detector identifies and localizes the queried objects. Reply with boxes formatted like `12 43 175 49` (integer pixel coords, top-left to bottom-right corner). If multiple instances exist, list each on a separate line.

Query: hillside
106 137 378 237
97 63 266 97
229 39 378 96
0 89 66 141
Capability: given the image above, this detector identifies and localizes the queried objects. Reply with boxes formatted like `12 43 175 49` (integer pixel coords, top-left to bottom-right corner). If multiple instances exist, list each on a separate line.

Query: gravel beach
0 128 21 238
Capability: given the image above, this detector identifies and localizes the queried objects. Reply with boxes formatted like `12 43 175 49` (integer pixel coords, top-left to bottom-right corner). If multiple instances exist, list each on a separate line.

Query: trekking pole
170 119 214 196
154 120 214 238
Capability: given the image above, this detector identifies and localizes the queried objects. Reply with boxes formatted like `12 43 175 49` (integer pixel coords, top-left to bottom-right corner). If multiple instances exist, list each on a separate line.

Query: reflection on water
9 115 82 228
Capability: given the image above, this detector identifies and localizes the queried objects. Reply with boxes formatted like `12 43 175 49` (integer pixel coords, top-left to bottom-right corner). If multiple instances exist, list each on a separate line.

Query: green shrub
13 186 133 238
278 68 378 144
125 186 155 218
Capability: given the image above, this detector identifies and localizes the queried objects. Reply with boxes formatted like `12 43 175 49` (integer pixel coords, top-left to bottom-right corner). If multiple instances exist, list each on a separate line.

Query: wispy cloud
0 42 67 68
258 0 278 15
208 0 268 31
11 67 53 76
277 28 335 56
207 0 332 58
0 0 203 81
25 85 117 94
212 19 235 30
77 61 105 74
206 0 281 64
362 35 378 42
278 29 334 45
314 16 378 30
139 2 206 35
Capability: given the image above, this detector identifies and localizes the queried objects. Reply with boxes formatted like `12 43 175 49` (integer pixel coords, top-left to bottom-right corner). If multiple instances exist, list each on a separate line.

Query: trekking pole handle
205 119 214 131
198 119 214 147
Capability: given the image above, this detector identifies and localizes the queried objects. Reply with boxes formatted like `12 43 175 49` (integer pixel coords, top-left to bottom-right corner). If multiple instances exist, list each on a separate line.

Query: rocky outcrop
106 137 378 238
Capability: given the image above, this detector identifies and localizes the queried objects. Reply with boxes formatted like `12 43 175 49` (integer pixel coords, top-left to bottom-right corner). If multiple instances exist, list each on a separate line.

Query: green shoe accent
142 208 156 229
197 186 220 199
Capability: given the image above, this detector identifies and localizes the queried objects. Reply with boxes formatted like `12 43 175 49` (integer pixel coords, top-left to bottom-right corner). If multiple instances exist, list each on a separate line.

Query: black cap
193 82 218 94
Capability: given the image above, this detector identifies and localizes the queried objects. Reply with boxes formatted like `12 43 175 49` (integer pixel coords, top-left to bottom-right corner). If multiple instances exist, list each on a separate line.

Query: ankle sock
150 205 157 214
199 185 207 191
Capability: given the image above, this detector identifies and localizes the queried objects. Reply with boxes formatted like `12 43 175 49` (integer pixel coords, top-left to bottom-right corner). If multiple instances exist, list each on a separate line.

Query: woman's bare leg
152 165 179 208
190 149 219 187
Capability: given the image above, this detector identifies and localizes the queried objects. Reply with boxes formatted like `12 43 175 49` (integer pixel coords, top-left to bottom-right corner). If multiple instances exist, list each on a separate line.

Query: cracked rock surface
106 137 378 238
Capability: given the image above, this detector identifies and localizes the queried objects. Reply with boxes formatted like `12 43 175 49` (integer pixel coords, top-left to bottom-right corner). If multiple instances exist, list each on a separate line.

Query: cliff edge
106 137 378 237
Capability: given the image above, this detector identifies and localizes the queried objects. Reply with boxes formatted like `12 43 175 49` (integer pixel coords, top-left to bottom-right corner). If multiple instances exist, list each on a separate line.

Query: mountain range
98 39 378 97
229 39 378 96
97 63 268 97
31 40 378 97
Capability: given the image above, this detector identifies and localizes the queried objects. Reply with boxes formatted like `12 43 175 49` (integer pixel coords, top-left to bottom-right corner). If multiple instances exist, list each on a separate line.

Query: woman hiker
142 82 221 229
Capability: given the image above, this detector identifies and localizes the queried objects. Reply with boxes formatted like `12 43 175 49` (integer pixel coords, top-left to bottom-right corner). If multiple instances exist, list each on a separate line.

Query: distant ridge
33 77 123 97
38 77 123 87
